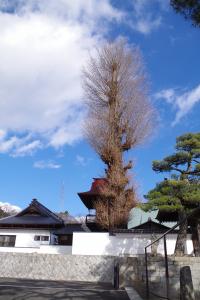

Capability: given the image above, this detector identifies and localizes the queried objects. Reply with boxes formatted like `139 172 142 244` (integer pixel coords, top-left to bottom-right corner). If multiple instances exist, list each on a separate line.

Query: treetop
176 132 200 155
152 132 200 178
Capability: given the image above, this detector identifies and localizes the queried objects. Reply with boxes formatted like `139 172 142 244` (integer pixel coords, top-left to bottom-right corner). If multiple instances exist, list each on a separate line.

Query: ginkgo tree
83 39 154 229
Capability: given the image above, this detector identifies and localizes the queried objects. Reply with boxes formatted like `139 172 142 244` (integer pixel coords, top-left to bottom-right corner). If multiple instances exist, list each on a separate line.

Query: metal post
107 198 110 231
145 248 149 299
114 261 119 289
163 235 170 300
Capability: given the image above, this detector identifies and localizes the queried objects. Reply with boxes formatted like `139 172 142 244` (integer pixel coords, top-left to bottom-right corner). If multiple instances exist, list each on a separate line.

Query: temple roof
0 199 64 228
128 207 177 230
78 178 107 209
53 223 86 235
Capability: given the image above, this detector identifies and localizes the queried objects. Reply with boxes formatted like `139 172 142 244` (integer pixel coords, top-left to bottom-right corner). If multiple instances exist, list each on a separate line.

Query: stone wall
119 256 200 299
0 252 115 283
1 252 200 299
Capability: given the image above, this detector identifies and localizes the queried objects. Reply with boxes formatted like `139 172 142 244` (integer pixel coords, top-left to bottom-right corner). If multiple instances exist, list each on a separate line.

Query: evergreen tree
171 0 200 27
144 133 200 256
0 208 9 218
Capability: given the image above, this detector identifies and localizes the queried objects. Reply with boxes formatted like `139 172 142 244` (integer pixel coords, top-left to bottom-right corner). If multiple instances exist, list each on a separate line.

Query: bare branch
82 39 154 229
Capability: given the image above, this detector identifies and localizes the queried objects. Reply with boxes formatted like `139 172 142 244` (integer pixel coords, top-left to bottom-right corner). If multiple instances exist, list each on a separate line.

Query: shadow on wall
104 234 151 256
92 236 199 300
0 279 127 300
142 255 200 300
91 234 149 285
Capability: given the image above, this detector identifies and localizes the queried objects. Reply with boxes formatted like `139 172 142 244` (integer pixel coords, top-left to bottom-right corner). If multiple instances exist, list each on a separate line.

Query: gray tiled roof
53 224 86 235
0 215 62 225
0 199 63 227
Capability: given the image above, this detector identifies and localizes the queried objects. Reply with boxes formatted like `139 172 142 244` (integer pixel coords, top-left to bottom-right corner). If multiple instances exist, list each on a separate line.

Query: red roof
78 178 107 209
90 178 107 193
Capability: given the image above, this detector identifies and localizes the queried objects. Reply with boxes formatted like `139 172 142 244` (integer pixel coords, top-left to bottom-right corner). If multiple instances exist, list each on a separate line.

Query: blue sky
0 0 199 215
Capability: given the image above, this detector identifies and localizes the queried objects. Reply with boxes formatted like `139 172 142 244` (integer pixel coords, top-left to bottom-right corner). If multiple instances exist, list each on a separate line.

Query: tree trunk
191 222 200 256
151 234 158 256
175 211 187 256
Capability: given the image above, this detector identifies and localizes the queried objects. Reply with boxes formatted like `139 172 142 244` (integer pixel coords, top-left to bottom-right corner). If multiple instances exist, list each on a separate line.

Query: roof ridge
31 199 63 222
16 199 63 223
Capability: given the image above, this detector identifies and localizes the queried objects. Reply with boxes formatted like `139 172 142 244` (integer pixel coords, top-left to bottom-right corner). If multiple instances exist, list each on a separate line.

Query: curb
125 286 144 300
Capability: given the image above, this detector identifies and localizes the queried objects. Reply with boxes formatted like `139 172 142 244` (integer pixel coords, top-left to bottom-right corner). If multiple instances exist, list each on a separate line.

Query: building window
34 235 49 241
41 236 49 241
0 235 16 247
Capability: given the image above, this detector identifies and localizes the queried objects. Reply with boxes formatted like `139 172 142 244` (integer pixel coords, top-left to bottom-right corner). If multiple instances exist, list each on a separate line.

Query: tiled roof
53 223 86 235
78 178 107 209
0 215 62 225
128 207 177 229
0 199 63 228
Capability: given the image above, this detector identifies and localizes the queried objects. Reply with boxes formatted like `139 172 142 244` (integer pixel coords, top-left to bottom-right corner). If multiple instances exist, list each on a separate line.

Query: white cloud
0 129 6 140
0 201 21 213
0 133 42 156
0 0 122 155
33 160 61 169
155 85 200 125
0 136 19 153
76 154 87 166
134 17 161 35
155 88 176 104
173 85 200 125
0 0 169 157
130 0 167 34
13 140 42 157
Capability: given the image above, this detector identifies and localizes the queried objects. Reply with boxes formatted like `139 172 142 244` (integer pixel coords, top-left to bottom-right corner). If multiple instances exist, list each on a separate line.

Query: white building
0 199 85 253
0 196 195 256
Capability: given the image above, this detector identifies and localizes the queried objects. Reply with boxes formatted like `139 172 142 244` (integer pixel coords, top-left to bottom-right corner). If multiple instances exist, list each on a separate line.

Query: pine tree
145 133 200 256
171 0 200 27
0 208 8 218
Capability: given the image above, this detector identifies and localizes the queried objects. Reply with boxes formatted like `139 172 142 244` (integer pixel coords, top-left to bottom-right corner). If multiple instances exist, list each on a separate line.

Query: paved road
0 278 130 300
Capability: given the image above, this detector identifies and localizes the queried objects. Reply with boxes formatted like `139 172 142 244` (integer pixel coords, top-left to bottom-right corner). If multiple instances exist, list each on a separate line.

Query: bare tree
83 39 154 229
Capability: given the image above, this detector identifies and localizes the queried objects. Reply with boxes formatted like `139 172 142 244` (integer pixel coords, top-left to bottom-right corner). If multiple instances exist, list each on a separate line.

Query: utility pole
60 180 65 212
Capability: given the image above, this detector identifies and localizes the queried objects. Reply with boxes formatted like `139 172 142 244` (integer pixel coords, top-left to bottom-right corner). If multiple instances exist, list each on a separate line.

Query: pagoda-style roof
0 199 64 229
78 178 107 209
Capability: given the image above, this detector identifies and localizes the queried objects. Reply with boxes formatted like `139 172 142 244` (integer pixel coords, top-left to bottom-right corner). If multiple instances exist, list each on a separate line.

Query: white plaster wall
0 245 72 254
72 232 152 256
39 245 72 254
72 233 194 256
0 247 39 253
185 234 193 254
0 229 50 247
156 234 193 255
0 230 193 256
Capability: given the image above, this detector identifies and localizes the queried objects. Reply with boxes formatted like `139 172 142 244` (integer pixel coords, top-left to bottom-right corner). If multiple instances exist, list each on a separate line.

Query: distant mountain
56 212 78 224
56 212 86 224
74 216 86 223
0 202 21 219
